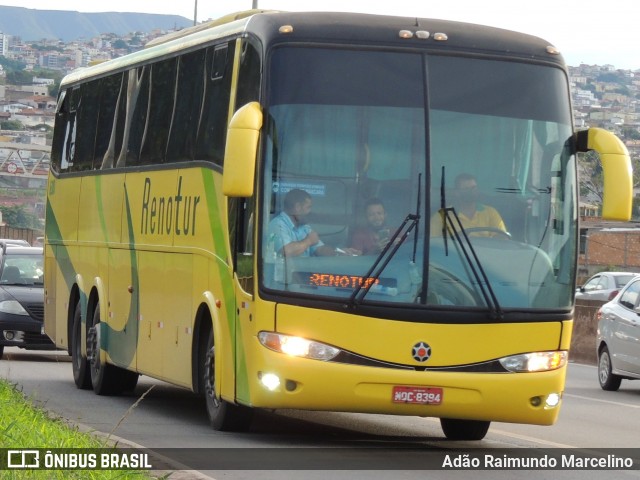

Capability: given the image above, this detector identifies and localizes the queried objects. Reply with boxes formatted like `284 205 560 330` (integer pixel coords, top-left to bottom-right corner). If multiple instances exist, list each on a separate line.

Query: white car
596 277 640 390
576 271 638 302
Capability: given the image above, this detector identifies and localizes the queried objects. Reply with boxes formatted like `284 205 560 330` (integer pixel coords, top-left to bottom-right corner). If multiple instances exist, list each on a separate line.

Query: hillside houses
570 64 640 133
0 85 55 128
1 28 179 73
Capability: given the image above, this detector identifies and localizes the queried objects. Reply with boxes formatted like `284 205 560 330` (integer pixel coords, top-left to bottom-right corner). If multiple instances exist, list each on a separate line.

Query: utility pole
252 0 258 8
194 0 198 26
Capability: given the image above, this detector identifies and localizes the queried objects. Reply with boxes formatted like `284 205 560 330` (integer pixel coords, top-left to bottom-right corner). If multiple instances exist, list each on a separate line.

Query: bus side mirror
223 102 263 197
576 128 632 221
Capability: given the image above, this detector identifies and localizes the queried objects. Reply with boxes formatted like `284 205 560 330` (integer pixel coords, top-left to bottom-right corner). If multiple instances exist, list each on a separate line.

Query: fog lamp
545 393 561 408
260 373 281 391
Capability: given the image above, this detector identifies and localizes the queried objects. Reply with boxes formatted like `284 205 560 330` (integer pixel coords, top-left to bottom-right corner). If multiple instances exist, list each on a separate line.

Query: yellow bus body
44 11 632 440
46 163 570 425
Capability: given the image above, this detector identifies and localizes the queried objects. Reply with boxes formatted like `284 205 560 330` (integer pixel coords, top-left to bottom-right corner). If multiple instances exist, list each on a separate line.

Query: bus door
230 196 256 404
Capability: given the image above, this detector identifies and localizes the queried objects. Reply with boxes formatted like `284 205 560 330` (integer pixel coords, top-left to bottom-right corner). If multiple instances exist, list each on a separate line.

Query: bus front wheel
203 330 253 431
71 300 91 389
440 418 490 440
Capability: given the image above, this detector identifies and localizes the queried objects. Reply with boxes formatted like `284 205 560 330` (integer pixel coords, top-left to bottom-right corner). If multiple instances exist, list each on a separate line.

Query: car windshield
0 252 44 286
261 46 576 312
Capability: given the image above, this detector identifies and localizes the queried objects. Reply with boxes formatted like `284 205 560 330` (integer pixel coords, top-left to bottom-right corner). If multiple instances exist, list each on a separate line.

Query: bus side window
166 49 206 162
236 40 261 109
120 66 150 168
73 80 101 171
94 73 126 169
231 197 255 295
139 58 176 165
51 89 69 173
195 41 236 166
60 86 80 170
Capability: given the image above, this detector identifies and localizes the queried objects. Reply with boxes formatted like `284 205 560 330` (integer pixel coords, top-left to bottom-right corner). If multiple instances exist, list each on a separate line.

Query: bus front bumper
242 346 566 426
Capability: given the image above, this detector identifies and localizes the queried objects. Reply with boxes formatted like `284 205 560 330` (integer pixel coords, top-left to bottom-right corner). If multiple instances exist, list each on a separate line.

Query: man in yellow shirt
430 173 507 237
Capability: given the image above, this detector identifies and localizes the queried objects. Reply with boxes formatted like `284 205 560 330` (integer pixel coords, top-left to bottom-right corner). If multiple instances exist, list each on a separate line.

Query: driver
430 173 506 237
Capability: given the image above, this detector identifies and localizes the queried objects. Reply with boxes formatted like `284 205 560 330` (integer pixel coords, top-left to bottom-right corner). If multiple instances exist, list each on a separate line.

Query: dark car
0 244 53 359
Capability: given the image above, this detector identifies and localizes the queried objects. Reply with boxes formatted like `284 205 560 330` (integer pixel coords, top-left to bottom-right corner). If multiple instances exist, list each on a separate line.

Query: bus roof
60 10 565 88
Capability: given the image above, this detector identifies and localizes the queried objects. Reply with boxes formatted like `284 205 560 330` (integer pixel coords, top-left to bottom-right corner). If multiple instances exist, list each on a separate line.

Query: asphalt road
2 347 640 480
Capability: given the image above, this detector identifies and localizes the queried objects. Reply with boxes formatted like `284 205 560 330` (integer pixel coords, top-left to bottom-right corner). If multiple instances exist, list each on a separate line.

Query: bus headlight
258 332 340 361
499 351 568 372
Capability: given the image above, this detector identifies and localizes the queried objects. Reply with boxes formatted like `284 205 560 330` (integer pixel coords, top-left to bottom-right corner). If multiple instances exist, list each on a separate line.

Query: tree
578 151 603 203
48 79 60 98
6 69 33 85
27 124 53 132
633 196 640 220
0 120 25 130
0 204 40 229
621 128 640 141
113 39 128 50
0 57 26 72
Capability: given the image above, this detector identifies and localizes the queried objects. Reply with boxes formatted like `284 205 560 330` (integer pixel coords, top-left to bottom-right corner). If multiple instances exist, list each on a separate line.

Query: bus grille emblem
412 342 431 362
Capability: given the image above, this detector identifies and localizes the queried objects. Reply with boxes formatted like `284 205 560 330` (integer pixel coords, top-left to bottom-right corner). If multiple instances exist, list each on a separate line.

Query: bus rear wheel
71 300 91 389
440 418 490 440
203 330 253 431
87 302 138 395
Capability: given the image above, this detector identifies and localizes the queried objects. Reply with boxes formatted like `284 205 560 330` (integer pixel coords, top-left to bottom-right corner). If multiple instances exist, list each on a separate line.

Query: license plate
392 386 443 405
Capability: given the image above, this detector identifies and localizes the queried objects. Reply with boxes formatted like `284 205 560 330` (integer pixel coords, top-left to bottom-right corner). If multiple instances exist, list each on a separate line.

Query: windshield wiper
349 174 423 307
438 167 503 320
348 212 420 307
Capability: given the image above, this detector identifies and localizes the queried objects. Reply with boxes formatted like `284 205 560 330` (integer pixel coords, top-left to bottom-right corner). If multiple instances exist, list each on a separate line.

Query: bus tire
71 300 91 389
88 302 137 396
598 345 622 391
440 418 490 440
202 329 253 431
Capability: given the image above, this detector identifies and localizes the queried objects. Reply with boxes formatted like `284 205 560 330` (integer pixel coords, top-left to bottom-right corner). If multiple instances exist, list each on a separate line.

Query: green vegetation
0 57 27 74
0 204 42 230
0 379 156 479
0 120 25 131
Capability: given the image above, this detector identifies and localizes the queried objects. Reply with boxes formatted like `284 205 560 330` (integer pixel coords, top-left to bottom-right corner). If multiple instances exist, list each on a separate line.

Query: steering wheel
464 227 512 239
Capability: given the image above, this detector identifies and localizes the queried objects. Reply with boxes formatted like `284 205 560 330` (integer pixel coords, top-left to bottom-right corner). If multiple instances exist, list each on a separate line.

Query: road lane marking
485 427 576 448
422 417 576 448
563 393 640 409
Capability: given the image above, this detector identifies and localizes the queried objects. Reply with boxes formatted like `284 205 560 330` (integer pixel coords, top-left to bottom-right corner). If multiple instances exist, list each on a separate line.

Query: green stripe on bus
201 169 250 398
45 195 87 315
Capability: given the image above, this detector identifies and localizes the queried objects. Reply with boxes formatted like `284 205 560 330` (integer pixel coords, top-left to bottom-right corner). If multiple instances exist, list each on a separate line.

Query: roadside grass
0 378 159 479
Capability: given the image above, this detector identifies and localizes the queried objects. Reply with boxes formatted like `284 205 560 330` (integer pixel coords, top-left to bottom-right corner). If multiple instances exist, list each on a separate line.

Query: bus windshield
261 46 576 311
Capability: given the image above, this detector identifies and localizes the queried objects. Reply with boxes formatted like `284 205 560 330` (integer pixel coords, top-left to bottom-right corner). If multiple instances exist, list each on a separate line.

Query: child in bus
350 198 396 255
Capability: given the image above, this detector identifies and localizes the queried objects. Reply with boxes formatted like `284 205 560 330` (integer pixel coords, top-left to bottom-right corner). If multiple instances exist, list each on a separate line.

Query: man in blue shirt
269 188 340 257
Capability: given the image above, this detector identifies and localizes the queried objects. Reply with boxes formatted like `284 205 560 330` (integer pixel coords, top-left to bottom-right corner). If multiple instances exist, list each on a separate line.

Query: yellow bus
44 10 632 440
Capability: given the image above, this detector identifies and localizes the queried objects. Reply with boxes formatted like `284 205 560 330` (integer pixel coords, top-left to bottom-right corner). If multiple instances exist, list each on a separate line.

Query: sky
1 0 638 70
